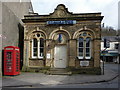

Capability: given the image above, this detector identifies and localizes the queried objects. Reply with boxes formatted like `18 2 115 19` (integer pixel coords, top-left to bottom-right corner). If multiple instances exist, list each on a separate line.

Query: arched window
78 32 92 59
32 33 44 59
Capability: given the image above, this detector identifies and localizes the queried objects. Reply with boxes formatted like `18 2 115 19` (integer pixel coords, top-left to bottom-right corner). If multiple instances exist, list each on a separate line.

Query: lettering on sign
47 20 76 25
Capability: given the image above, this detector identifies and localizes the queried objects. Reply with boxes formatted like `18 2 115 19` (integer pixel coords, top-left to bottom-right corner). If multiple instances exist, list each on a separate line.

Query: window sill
85 57 91 59
77 57 92 61
78 59 91 61
29 58 44 60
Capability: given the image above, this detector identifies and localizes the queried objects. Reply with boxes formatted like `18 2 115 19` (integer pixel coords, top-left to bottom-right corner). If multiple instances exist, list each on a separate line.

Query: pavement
1 64 119 88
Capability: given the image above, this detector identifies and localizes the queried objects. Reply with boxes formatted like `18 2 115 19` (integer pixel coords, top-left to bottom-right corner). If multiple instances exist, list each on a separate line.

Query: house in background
101 36 119 63
0 0 34 73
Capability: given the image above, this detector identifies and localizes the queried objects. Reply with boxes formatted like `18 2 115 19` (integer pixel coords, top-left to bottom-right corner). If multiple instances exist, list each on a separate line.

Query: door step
46 68 72 75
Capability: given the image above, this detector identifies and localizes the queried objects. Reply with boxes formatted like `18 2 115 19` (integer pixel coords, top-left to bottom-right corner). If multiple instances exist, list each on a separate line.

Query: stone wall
23 20 101 68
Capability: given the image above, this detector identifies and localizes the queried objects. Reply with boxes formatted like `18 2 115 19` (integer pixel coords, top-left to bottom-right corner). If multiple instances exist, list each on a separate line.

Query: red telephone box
4 46 20 75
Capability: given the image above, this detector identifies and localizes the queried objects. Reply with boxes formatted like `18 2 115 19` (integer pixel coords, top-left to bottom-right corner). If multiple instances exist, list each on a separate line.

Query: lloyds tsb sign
47 20 76 25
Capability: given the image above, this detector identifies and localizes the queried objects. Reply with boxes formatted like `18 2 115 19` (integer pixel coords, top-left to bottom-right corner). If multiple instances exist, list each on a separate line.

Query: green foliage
101 27 117 36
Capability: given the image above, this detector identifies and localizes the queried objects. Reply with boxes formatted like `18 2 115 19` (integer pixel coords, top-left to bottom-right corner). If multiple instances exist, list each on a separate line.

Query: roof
22 4 104 23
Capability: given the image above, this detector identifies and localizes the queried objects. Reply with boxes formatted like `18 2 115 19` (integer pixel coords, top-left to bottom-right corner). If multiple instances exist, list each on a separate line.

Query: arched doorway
53 33 67 68
50 29 70 68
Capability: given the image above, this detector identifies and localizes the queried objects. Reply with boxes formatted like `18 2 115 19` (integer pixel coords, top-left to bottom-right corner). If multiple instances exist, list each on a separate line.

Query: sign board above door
47 20 76 25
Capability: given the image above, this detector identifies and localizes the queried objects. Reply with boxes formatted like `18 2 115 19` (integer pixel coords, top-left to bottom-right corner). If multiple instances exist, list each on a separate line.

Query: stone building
0 1 33 73
22 4 104 74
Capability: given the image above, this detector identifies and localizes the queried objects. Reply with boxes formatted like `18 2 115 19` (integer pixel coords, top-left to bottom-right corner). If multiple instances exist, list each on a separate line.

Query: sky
31 0 119 30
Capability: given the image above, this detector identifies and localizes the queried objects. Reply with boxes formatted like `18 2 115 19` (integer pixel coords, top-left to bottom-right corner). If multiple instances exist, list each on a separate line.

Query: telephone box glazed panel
4 46 20 75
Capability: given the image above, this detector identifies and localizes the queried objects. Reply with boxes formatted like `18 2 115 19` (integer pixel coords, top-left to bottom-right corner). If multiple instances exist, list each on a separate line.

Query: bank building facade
22 4 104 74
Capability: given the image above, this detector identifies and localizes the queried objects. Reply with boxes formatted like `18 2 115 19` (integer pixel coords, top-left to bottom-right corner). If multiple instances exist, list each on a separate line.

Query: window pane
86 48 90 56
86 37 91 57
40 38 44 47
79 38 83 47
33 48 37 57
39 38 44 57
40 48 44 57
79 52 83 56
33 38 37 47
83 32 87 36
86 53 90 56
86 37 91 47
79 48 83 52
37 34 40 37
58 34 62 43
86 48 90 52
33 38 37 57
79 48 83 56
78 37 83 57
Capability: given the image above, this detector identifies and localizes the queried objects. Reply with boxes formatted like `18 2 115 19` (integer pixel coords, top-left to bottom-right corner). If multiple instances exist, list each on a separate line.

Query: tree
101 26 117 36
